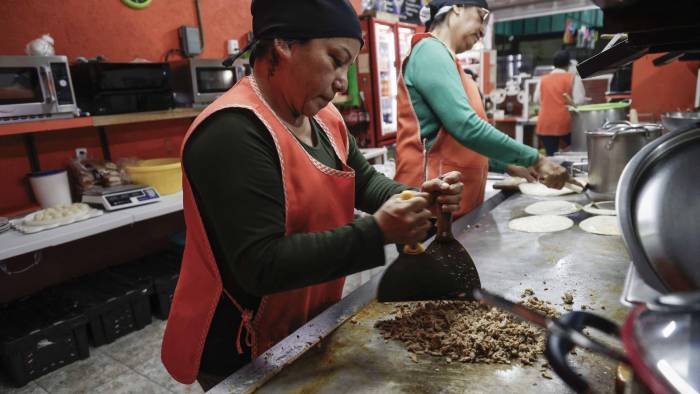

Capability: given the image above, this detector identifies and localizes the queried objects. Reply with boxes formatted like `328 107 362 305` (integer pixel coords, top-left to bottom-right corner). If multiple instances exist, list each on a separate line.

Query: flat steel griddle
212 191 631 394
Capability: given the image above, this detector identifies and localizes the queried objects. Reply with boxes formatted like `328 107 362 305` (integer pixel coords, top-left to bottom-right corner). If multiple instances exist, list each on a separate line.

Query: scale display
82 185 160 211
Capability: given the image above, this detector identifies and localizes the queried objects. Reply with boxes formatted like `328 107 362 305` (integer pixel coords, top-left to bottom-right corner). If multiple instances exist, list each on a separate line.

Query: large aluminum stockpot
569 102 630 151
586 121 661 194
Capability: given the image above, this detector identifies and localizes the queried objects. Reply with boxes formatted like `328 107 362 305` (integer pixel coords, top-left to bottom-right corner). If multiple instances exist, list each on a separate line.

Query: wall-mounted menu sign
364 0 428 24
399 0 428 24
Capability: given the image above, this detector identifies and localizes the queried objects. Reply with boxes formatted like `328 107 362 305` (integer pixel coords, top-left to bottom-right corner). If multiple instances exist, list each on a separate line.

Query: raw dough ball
508 215 574 233
26 203 92 225
519 183 577 197
524 201 581 216
579 215 621 236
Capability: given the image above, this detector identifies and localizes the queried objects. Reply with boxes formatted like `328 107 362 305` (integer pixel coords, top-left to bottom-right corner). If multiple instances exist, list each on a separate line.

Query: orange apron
536 72 575 136
161 77 355 384
394 33 489 218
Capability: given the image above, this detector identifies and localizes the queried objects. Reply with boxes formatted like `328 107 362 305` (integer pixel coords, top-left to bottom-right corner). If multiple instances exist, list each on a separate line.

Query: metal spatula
422 201 482 299
377 141 482 302
377 196 483 302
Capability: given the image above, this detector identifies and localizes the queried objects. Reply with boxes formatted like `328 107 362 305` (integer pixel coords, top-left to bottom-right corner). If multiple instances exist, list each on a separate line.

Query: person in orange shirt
535 50 586 156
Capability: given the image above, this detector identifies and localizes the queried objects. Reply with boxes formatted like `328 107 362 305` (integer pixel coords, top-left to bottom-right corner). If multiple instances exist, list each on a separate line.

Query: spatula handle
436 204 454 241
400 190 426 254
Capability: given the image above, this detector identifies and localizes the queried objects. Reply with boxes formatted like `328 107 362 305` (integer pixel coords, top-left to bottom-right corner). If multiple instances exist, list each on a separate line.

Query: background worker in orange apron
395 0 569 217
160 0 465 390
535 50 587 156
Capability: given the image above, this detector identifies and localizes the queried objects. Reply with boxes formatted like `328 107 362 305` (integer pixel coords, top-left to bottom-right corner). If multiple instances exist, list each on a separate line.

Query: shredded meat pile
375 295 561 365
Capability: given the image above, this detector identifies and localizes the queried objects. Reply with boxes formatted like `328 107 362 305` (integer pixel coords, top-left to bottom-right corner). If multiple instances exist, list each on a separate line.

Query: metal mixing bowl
660 112 700 133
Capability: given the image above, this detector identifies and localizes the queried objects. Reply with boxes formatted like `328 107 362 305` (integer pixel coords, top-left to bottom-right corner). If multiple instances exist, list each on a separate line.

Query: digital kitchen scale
82 184 160 211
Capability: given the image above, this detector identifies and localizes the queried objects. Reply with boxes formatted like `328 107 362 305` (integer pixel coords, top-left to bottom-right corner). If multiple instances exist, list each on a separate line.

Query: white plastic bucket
28 169 72 208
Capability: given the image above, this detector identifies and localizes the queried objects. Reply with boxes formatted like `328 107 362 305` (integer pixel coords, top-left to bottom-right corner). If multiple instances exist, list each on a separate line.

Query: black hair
553 50 571 69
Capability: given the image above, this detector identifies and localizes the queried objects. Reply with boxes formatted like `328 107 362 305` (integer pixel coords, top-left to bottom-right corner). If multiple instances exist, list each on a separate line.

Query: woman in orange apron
160 0 464 390
535 50 586 156
396 0 569 217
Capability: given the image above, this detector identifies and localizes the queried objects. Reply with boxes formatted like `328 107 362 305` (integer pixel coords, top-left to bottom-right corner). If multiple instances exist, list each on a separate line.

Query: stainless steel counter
212 190 631 394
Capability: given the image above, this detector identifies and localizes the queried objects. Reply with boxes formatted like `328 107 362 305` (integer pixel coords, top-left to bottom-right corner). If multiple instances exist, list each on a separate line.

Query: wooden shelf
0 108 203 137
92 107 202 127
0 117 93 137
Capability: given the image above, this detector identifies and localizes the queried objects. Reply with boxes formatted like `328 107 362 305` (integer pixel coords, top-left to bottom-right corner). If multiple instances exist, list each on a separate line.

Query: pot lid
617 126 700 293
629 294 700 394
586 121 662 136
571 102 630 112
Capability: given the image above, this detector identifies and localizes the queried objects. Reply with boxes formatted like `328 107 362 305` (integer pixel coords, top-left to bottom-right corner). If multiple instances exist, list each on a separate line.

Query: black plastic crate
110 251 181 320
0 294 89 388
151 252 180 320
152 272 178 320
57 271 152 347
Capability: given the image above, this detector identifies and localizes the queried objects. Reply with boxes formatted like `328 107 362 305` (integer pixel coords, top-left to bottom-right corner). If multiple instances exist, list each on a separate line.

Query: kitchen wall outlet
75 148 87 160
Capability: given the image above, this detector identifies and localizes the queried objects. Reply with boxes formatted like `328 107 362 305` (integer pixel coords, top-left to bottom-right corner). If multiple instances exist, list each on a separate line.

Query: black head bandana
420 0 490 30
223 0 363 67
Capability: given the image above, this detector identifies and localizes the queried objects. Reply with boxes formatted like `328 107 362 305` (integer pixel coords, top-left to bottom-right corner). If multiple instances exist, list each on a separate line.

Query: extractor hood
577 0 700 78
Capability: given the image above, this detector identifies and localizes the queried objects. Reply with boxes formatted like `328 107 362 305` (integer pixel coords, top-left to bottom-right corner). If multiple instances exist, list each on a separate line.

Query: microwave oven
0 55 77 123
70 62 174 115
171 58 251 107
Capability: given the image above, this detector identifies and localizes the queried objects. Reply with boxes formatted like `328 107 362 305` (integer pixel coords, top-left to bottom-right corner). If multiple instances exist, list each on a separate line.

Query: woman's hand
533 156 568 189
420 171 464 214
374 191 433 245
505 164 539 182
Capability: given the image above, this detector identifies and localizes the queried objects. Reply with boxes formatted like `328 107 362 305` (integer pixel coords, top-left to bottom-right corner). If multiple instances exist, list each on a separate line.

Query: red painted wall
0 0 363 214
1 0 252 61
0 135 37 213
1 0 363 60
631 54 699 121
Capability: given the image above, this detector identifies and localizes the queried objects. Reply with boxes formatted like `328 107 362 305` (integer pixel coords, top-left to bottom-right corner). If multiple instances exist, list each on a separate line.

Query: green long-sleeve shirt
404 37 540 172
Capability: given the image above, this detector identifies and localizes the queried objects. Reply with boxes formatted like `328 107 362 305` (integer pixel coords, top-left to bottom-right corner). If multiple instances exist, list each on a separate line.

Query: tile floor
0 257 392 394
0 319 203 394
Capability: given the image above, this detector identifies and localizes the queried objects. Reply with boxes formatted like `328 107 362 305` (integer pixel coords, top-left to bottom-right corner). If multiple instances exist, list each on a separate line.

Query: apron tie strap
236 309 254 354
222 288 255 355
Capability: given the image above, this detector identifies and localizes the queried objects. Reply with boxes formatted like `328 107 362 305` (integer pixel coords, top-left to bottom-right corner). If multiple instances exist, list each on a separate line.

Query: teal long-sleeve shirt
404 37 540 172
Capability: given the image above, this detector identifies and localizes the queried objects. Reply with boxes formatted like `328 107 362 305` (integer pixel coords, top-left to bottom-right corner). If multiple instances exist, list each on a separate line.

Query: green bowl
573 102 630 112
